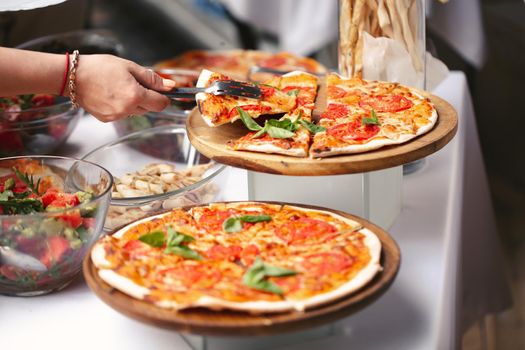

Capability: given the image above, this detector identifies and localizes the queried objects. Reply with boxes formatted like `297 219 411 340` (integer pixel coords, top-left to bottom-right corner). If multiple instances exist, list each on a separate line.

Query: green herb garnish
13 167 41 195
237 107 263 131
242 257 298 295
138 231 165 247
0 174 46 214
164 245 202 260
298 119 326 134
362 109 380 126
223 215 272 233
19 94 34 110
138 227 201 260
286 89 300 97
0 197 44 214
265 125 296 139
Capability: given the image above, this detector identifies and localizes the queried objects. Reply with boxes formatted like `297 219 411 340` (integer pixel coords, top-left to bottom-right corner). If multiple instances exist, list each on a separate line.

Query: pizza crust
195 69 216 127
98 269 151 300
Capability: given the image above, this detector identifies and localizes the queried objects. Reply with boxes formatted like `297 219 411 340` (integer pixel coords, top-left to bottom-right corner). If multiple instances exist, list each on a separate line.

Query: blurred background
0 0 523 348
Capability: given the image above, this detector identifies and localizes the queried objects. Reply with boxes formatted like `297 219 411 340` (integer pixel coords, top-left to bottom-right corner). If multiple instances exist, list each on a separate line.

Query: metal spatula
161 80 261 99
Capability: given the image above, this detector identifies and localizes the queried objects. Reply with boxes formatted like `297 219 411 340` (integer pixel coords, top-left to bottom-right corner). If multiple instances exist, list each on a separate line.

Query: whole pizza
154 50 327 83
196 70 437 158
91 202 381 313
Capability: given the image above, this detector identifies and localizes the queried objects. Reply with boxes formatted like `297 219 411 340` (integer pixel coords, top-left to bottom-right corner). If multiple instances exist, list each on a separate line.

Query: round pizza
91 202 382 313
154 50 327 82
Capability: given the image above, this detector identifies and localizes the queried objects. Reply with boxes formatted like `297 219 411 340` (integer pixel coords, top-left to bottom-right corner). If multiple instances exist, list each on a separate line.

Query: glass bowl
0 97 82 157
16 29 125 56
82 126 228 231
0 156 113 296
112 105 191 138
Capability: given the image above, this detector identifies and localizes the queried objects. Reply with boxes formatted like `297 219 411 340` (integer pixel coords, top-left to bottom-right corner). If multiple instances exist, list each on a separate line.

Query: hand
72 54 175 122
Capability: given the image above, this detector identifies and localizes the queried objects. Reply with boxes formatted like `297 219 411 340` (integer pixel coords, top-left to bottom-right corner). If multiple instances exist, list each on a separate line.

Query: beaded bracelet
68 50 80 109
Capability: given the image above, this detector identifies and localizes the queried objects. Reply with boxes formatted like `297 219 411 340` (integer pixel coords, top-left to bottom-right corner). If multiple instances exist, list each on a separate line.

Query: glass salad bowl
0 95 82 157
112 105 192 137
82 126 229 231
0 156 112 296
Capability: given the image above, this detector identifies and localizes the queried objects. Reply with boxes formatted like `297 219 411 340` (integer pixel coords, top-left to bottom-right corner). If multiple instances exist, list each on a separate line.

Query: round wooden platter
186 94 457 175
83 202 401 337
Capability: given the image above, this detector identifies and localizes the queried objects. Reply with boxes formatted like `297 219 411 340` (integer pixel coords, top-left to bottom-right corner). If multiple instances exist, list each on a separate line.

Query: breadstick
385 0 404 43
395 0 422 71
349 0 366 77
354 2 368 76
367 0 380 36
377 0 393 37
338 0 353 76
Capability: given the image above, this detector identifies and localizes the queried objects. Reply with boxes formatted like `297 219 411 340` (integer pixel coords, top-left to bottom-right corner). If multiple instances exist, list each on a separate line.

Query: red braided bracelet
59 52 70 96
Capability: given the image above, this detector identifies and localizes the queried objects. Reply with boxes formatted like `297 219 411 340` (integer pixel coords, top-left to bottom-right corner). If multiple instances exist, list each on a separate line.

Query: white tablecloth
0 72 509 350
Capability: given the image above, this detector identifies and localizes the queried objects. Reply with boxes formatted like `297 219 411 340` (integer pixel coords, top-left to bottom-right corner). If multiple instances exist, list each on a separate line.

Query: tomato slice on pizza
358 94 413 113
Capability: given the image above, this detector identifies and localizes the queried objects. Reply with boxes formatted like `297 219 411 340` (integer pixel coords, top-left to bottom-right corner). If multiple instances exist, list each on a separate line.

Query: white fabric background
220 0 338 55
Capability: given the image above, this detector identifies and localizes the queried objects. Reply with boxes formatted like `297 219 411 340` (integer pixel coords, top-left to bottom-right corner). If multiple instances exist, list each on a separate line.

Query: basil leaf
263 265 298 277
266 125 296 139
166 227 195 247
286 89 300 97
177 232 195 244
242 257 298 295
166 227 178 246
267 118 297 131
237 107 262 131
223 217 243 233
251 124 268 139
138 231 166 247
249 279 284 295
165 245 202 260
298 119 326 134
362 109 380 126
239 215 272 223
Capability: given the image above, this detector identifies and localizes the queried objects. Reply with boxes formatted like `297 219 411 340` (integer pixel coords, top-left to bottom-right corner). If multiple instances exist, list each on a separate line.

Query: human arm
0 47 175 122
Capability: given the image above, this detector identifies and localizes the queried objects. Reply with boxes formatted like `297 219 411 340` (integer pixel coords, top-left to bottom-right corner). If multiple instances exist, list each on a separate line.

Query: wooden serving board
186 94 458 176
83 202 400 337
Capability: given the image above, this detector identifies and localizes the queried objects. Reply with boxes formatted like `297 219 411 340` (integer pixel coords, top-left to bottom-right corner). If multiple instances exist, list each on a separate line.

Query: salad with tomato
0 160 99 293
0 94 78 157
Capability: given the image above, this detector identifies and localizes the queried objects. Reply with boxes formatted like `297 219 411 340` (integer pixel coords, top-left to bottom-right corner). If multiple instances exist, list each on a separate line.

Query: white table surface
0 72 509 350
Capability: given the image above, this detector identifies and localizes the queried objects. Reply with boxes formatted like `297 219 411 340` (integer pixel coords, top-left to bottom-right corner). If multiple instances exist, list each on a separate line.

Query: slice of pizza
196 69 297 127
310 73 437 158
227 72 320 158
